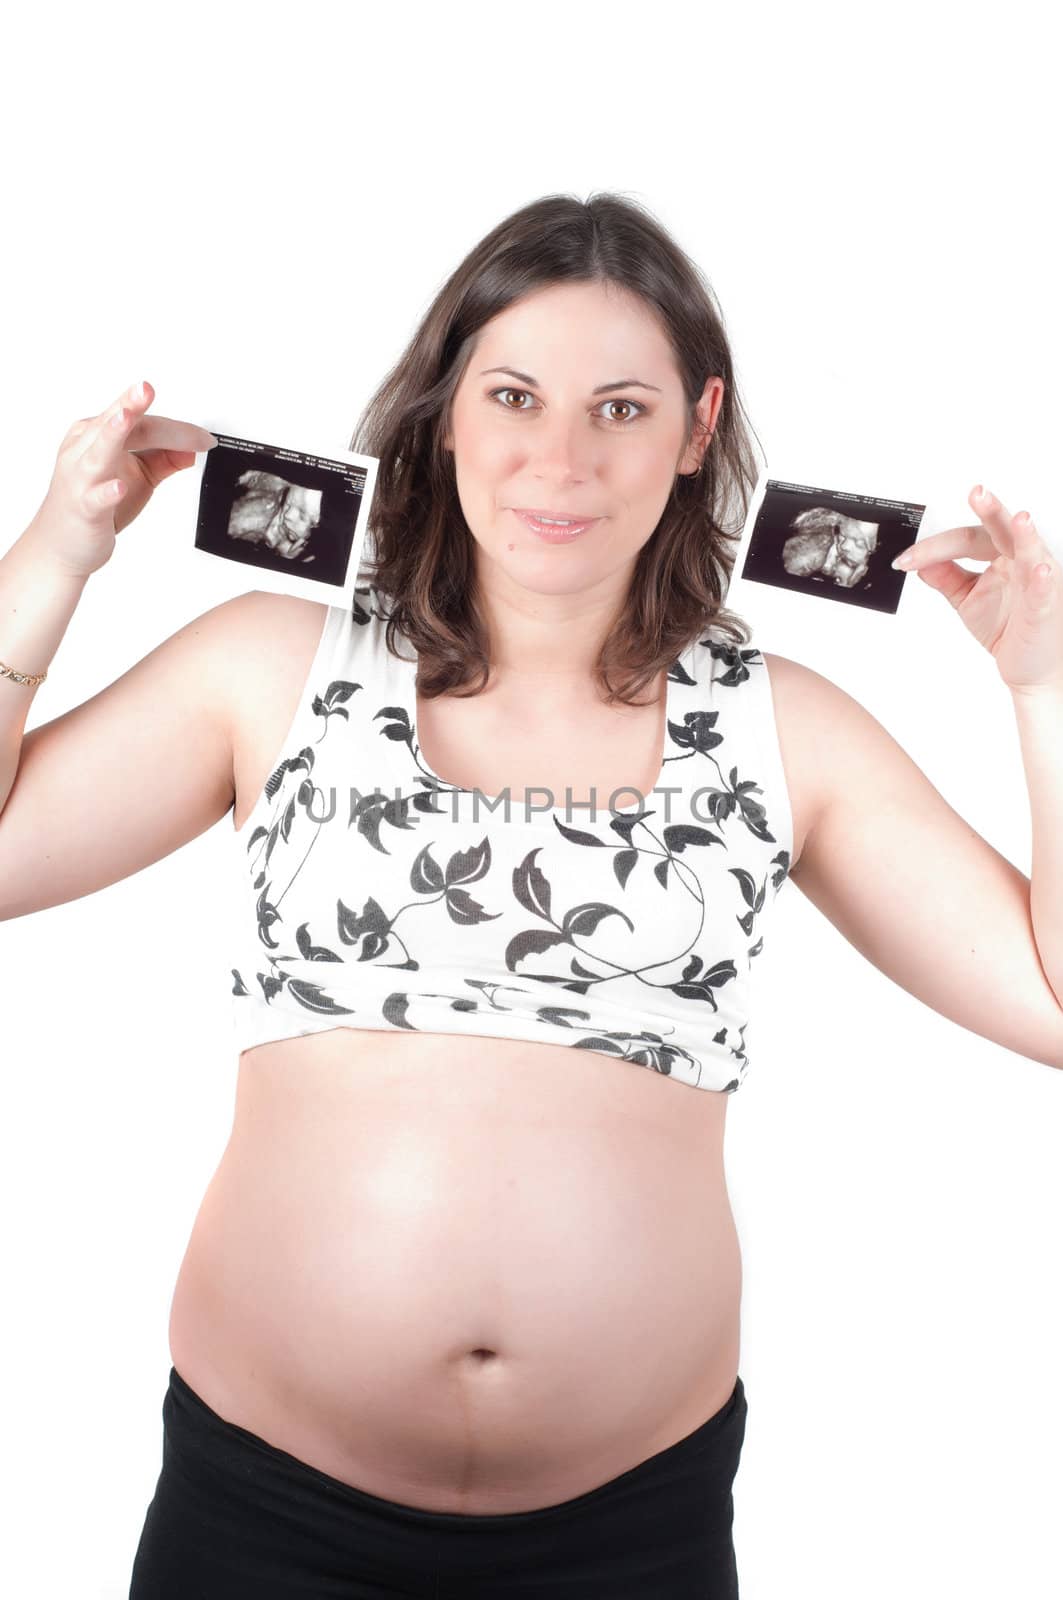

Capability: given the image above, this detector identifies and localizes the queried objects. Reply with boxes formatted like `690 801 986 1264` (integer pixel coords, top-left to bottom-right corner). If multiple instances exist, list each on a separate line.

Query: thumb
916 560 978 608
148 449 200 483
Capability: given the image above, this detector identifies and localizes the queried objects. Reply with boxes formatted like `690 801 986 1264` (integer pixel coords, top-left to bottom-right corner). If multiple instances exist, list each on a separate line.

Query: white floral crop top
230 582 793 1093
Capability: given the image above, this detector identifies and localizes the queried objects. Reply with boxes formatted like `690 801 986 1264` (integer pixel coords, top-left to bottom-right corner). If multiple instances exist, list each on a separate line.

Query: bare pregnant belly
167 1028 743 1515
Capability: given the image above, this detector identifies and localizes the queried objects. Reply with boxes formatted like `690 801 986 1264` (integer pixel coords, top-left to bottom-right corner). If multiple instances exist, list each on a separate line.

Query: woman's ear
677 376 724 476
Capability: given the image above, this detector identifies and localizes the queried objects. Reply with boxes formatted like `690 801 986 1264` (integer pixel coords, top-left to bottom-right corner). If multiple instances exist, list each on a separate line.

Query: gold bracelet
0 658 48 688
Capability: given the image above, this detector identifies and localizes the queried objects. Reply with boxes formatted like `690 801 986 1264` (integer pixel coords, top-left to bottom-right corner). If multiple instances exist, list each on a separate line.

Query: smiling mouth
511 509 601 540
511 507 601 522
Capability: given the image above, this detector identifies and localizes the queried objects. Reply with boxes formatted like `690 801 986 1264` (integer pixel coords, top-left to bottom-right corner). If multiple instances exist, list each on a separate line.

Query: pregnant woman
2 192 1060 1599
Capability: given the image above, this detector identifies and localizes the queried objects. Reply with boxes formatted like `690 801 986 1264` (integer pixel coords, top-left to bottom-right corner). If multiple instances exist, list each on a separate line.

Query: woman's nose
528 412 599 475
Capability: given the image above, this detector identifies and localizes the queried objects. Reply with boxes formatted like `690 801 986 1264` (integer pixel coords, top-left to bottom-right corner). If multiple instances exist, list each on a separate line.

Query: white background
2 2 1061 1595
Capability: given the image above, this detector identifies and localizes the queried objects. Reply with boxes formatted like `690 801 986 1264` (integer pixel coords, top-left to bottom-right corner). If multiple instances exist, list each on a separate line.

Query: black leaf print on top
704 641 761 686
256 884 283 949
507 928 568 965
613 849 638 889
311 680 360 726
668 656 697 688
295 922 342 962
231 969 249 996
728 772 776 843
551 818 606 848
670 954 738 1008
263 745 316 804
337 895 393 961
410 839 502 926
375 705 416 744
411 787 448 814
445 838 492 888
350 590 375 627
571 1025 741 1092
564 902 630 939
668 709 724 757
350 788 437 855
331 838 502 973
731 866 768 923
383 993 416 1029
731 862 796 935
446 888 500 926
513 850 553 918
768 849 791 888
286 980 355 1015
662 824 721 854
538 1005 592 1027
506 847 635 975
653 821 724 890
571 1030 695 1077
608 813 644 845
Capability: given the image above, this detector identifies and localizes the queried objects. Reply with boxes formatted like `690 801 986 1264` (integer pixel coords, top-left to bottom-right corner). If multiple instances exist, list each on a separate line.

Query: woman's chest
413 678 670 811
411 667 813 861
232 626 811 879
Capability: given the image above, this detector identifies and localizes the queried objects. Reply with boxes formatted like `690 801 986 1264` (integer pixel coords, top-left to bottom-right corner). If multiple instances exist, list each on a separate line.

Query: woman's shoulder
220 586 331 654
756 649 875 873
215 590 333 720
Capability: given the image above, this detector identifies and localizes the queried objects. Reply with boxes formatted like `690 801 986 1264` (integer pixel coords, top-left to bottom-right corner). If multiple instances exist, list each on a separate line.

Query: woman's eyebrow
479 366 662 395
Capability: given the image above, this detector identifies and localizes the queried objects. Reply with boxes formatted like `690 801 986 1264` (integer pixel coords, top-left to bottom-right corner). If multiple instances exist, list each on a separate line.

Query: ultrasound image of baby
781 506 879 589
226 470 322 563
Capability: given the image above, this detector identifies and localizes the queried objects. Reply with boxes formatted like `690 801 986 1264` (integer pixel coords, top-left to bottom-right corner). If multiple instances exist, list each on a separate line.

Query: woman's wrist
0 519 92 689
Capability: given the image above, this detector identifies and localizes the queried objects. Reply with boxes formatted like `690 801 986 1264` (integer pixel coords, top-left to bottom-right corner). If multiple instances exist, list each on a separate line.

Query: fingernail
892 551 913 569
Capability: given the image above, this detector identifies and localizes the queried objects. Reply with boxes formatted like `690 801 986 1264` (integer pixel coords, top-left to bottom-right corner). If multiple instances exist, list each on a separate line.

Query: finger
82 398 142 474
86 476 128 513
892 523 998 569
82 409 212 482
1010 509 1054 575
68 378 155 466
124 414 218 455
970 486 1024 560
62 383 147 448
136 448 199 489
910 559 981 608
1013 518 1059 615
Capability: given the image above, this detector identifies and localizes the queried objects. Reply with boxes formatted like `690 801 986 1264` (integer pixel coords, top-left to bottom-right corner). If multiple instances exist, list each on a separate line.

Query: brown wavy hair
347 190 763 706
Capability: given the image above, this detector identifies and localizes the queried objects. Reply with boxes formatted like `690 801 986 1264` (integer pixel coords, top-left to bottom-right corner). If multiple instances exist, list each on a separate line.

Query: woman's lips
512 509 600 543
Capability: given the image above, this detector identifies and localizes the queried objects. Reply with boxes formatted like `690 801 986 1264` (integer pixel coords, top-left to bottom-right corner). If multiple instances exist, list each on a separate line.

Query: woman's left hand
892 486 1062 693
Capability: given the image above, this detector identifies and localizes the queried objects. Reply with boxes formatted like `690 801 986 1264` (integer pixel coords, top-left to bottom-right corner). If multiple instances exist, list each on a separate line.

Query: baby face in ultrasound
226 470 322 562
781 507 879 589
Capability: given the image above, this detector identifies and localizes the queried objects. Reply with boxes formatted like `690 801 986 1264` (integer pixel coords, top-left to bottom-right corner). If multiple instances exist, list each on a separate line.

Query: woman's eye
490 388 645 426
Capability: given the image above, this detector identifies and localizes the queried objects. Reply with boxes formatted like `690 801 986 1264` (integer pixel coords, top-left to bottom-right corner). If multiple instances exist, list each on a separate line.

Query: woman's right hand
27 379 218 578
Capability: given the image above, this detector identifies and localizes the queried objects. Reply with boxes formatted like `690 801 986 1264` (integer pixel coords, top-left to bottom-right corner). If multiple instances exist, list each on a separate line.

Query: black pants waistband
129 1365 748 1597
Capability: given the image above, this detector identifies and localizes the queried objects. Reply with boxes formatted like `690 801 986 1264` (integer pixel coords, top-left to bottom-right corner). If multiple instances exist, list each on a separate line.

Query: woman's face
444 280 724 598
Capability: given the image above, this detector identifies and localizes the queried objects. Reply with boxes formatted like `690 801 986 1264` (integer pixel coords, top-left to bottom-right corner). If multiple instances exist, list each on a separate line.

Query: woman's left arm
894 485 1063 1008
1008 684 1063 1011
775 485 1063 1073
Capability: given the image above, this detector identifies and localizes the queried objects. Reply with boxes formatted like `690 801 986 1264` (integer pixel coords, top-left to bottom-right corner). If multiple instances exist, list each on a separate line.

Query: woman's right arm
0 378 240 921
0 527 90 816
